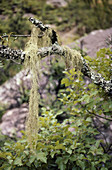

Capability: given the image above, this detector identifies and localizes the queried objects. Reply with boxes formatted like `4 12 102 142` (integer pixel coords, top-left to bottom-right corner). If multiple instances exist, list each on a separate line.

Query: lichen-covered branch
0 17 112 96
29 17 49 31
0 43 112 96
81 57 112 95
29 17 58 44
37 43 112 95
0 45 25 63
37 43 64 56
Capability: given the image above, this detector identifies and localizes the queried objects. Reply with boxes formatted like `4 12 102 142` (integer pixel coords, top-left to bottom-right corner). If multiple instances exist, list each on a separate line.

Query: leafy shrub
0 108 111 170
0 47 112 169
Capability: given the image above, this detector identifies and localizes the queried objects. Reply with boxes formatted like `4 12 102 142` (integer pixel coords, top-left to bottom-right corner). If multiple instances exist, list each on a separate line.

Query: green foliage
0 109 111 170
89 48 112 80
0 47 112 169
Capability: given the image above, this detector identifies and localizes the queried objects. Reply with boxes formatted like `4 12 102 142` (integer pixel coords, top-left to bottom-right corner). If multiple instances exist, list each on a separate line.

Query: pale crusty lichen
24 26 52 150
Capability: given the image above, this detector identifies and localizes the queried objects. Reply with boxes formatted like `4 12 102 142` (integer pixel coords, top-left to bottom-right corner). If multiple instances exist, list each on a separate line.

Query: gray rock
0 69 31 108
69 27 112 57
0 103 28 137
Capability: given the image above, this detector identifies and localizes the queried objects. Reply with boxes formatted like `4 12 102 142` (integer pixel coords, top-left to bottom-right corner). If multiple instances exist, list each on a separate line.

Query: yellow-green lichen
24 26 53 150
24 26 83 150
63 45 83 70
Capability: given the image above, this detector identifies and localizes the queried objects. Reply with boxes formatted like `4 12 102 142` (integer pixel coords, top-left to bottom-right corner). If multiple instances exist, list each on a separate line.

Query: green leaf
78 94 90 103
55 143 65 150
91 165 96 170
69 68 76 75
72 167 77 170
61 78 68 85
59 162 66 170
24 150 29 156
86 117 91 122
95 140 100 148
29 155 36 164
55 110 63 117
61 78 72 86
76 119 82 126
70 155 77 161
66 149 72 154
13 157 22 166
56 157 66 170
63 155 70 164
36 152 47 163
50 151 56 158
76 160 85 169
1 164 12 170
84 56 92 62
101 168 108 170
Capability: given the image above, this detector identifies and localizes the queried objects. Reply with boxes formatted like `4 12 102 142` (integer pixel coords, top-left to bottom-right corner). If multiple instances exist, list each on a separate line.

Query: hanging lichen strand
24 26 52 150
63 45 83 71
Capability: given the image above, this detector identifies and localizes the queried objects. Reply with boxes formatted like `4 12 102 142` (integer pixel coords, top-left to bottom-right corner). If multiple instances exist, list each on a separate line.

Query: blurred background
0 0 112 137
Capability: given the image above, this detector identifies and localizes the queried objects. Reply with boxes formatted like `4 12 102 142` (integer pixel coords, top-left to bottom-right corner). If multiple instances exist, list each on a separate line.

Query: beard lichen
63 46 83 71
24 26 53 150
24 25 83 150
